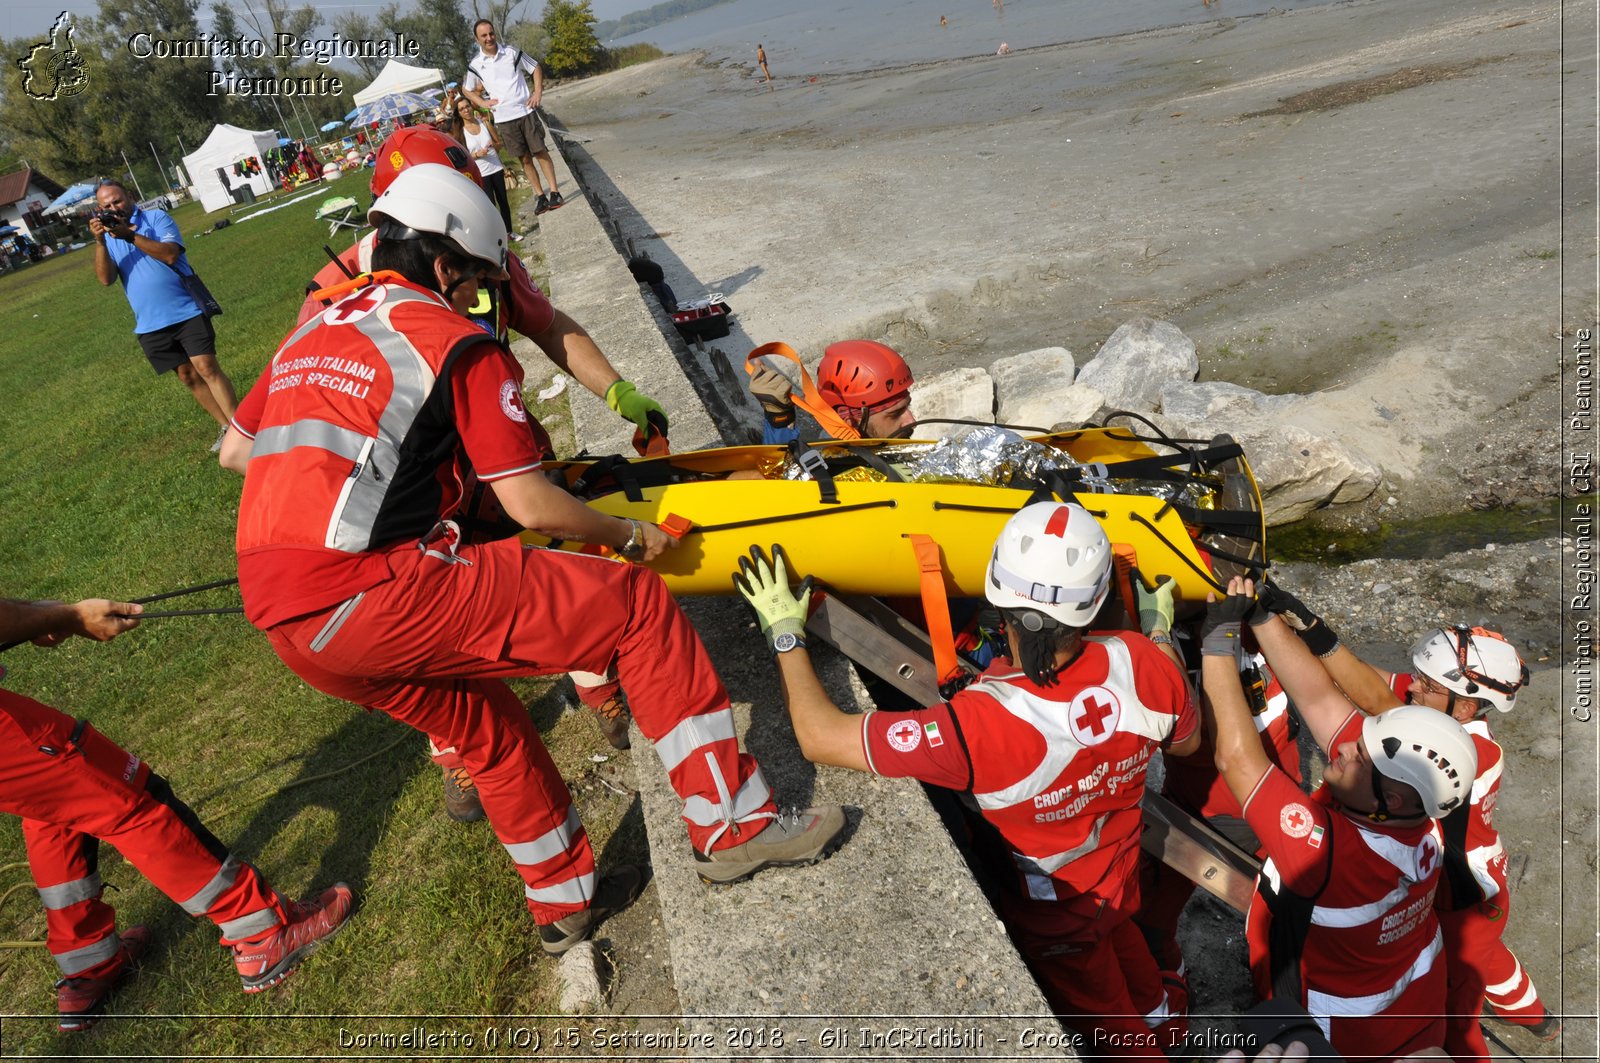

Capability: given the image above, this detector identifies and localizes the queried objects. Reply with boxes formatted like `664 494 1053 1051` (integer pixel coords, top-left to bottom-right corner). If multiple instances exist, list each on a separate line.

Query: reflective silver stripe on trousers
217 907 283 942
325 298 441 552
310 592 365 652
524 870 595 907
53 932 121 976
653 708 737 773
503 806 581 867
248 419 370 462
180 854 242 917
681 768 772 829
37 873 102 910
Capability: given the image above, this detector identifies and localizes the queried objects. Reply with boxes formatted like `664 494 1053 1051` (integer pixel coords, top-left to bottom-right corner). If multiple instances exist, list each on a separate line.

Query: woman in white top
450 98 513 233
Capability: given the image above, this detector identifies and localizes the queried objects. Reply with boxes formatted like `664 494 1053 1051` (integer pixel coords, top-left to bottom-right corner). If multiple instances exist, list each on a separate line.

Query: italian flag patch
1307 824 1325 849
925 721 945 747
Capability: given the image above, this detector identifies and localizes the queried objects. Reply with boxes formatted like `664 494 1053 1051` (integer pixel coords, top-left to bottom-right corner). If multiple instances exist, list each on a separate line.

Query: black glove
1200 588 1256 658
1257 580 1340 657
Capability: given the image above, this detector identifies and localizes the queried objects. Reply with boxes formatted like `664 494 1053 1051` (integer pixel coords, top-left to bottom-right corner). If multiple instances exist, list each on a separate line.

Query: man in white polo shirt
462 19 562 216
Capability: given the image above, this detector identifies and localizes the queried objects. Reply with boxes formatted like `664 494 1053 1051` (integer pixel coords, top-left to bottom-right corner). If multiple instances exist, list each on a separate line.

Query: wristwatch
618 519 645 561
772 631 806 654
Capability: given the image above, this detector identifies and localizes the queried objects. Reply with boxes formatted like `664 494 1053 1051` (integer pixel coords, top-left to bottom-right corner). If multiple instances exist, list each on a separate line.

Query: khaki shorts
498 111 547 159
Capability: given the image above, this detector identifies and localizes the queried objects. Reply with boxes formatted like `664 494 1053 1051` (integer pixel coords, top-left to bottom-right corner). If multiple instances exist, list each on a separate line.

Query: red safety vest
1250 791 1445 1022
238 276 500 556
957 634 1184 908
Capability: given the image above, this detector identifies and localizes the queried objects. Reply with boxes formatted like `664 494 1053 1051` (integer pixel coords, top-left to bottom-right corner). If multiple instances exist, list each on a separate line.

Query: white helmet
1411 625 1528 714
984 501 1112 629
368 163 508 278
1363 706 1479 818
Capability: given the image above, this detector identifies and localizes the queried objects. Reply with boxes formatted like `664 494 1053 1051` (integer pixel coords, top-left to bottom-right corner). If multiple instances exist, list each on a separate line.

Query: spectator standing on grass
447 96 515 236
461 19 562 217
90 179 237 449
0 593 352 1032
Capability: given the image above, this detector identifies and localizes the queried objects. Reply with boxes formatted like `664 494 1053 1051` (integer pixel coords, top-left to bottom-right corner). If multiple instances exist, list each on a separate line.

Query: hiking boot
233 883 354 993
693 806 847 885
1486 1002 1563 1040
546 190 564 209
533 193 550 215
441 764 485 822
56 925 150 1032
589 694 633 750
536 864 647 955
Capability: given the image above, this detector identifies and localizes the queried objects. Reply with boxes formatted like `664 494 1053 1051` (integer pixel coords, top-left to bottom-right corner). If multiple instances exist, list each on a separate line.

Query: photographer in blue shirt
91 180 236 448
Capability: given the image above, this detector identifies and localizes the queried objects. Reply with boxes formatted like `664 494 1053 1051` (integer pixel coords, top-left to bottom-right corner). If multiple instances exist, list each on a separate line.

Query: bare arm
774 649 870 771
530 62 543 109
528 308 622 399
1321 645 1404 714
0 598 142 646
461 80 492 110
1251 613 1361 754
218 425 252 474
489 471 672 559
1203 653 1270 808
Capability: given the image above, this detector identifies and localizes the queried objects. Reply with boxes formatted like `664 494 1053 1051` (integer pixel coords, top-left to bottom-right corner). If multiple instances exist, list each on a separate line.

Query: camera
92 207 126 227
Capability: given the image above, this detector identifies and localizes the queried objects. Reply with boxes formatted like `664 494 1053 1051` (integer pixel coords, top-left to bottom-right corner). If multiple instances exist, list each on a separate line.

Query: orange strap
907 534 963 687
744 342 861 441
308 268 411 307
1111 543 1140 630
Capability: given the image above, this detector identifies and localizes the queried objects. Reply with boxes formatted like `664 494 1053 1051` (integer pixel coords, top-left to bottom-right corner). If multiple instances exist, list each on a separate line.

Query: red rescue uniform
1389 675 1548 1061
1243 711 1446 1063
0 689 289 977
234 275 777 924
860 635 1199 1059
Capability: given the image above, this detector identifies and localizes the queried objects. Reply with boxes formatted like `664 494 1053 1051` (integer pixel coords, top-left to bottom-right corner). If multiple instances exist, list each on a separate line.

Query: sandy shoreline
549 0 1585 523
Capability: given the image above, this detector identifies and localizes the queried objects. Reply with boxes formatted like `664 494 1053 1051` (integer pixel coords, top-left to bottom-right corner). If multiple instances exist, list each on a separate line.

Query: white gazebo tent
354 60 445 105
182 124 279 213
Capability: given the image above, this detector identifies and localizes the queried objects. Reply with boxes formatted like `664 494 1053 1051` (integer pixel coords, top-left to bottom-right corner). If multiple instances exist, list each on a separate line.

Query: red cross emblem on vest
1418 839 1435 875
324 284 386 326
1068 686 1121 746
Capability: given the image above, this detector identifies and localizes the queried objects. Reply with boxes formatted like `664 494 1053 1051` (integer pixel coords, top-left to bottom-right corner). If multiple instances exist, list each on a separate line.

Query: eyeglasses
1411 672 1450 698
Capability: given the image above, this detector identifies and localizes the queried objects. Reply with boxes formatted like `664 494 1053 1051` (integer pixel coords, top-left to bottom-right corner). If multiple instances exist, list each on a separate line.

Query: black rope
132 577 239 605
686 500 897 536
1129 511 1227 594
134 607 244 619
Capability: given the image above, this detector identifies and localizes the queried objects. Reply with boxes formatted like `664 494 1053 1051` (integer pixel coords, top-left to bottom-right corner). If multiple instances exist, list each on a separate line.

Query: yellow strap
745 341 861 441
907 534 963 687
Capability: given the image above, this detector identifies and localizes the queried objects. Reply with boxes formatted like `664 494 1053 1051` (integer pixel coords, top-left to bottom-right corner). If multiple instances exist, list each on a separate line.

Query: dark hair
1002 611 1083 687
371 232 474 293
472 18 494 33
96 178 128 193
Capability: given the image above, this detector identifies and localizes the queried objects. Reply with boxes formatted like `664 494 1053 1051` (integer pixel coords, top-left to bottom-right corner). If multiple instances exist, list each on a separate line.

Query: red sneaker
233 884 354 993
56 925 150 1032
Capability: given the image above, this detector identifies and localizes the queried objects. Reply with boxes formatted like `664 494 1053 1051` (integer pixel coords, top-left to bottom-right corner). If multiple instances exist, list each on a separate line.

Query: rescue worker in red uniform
1 594 352 1030
220 164 845 955
733 502 1203 1058
1131 576 1303 1004
300 128 672 806
1249 586 1560 1056
1202 577 1479 1063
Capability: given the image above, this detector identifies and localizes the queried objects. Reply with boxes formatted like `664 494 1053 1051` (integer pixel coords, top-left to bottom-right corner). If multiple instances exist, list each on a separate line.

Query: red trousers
999 892 1177 1061
265 539 777 924
0 690 287 975
1439 895 1544 1062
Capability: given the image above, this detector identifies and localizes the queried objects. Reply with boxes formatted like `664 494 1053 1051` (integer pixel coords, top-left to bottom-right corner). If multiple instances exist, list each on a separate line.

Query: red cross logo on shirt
1418 840 1435 875
1068 686 1121 746
324 285 386 325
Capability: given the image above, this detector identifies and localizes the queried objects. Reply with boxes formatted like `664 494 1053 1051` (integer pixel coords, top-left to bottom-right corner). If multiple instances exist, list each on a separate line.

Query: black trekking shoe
533 193 550 215
536 864 647 955
546 190 564 209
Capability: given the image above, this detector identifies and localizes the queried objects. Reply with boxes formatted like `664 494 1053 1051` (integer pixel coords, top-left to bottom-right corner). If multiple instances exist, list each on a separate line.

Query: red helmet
817 340 913 412
371 127 481 196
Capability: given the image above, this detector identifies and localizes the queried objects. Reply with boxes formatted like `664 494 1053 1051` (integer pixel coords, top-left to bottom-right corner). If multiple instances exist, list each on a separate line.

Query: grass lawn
0 172 646 1055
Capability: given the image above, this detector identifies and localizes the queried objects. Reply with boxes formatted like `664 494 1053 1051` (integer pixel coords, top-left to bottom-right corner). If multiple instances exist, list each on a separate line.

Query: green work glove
605 379 668 435
1132 568 1175 637
732 544 813 654
749 365 796 428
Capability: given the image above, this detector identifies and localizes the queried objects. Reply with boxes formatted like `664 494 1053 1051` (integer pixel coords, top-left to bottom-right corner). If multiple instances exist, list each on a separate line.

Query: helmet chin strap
1365 768 1392 823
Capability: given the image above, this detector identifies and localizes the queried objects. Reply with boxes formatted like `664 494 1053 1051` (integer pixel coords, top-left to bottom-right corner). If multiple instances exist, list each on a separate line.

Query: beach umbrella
42 180 97 215
349 91 437 127
0 225 18 236
343 108 358 121
320 120 344 132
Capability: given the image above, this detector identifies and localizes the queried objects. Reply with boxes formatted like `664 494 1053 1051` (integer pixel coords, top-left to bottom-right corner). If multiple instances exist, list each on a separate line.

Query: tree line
0 0 619 183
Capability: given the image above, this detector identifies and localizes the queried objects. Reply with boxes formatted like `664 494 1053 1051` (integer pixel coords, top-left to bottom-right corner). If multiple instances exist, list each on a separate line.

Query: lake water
612 0 1346 75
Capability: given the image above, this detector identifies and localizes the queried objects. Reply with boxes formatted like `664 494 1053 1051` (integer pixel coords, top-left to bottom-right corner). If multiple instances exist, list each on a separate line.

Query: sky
2 0 649 50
